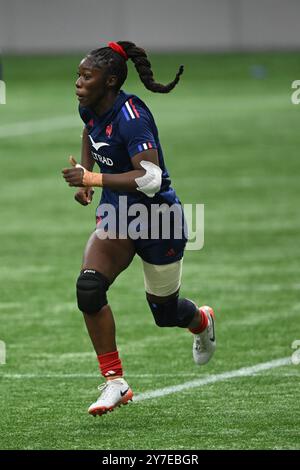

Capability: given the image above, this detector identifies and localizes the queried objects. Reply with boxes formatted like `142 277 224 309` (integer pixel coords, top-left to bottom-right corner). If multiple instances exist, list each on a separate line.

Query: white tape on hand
75 163 86 172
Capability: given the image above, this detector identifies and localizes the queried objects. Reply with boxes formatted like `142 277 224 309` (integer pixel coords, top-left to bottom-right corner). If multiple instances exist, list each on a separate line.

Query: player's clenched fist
74 187 94 206
62 156 103 187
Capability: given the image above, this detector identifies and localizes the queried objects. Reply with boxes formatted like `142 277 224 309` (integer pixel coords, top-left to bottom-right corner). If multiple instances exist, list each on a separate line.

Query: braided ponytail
117 41 184 93
87 41 184 93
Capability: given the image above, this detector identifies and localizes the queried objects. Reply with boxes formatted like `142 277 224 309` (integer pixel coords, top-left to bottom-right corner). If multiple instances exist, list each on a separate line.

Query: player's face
76 58 109 107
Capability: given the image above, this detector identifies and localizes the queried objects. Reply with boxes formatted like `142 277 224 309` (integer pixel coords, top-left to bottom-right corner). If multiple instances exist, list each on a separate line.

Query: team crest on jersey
106 123 113 138
87 118 94 128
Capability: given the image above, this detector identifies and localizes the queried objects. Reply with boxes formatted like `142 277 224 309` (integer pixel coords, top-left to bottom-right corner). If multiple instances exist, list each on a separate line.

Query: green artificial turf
0 52 299 450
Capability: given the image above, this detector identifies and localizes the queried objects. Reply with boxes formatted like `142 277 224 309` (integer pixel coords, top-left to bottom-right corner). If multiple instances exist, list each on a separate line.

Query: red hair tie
108 42 128 61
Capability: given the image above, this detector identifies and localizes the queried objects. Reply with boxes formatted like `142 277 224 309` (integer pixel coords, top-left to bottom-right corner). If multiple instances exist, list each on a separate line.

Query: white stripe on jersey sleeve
143 143 148 150
125 101 135 119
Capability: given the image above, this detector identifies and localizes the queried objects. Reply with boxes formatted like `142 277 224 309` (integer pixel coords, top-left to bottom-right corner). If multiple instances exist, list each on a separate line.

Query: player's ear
106 75 118 88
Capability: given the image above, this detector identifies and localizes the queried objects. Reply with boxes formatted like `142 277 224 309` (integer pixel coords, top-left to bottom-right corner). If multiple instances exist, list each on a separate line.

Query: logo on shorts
166 248 176 257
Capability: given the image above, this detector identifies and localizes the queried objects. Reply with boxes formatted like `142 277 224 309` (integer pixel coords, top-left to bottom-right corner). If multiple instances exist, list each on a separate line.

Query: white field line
0 373 210 378
1 373 100 379
1 357 292 403
0 115 80 138
134 357 292 402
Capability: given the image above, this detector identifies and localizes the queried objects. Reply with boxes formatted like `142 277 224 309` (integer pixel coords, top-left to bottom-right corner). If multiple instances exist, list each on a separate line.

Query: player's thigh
82 232 136 283
143 259 183 303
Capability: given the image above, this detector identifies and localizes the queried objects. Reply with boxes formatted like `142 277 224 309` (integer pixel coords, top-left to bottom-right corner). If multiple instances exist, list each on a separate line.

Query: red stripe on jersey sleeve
129 98 140 118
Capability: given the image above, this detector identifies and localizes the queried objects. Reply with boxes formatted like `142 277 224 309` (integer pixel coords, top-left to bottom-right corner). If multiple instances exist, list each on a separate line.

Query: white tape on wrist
75 163 86 172
135 160 162 198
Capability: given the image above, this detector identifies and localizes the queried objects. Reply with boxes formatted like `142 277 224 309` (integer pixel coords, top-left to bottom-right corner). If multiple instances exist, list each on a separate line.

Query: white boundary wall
0 0 300 53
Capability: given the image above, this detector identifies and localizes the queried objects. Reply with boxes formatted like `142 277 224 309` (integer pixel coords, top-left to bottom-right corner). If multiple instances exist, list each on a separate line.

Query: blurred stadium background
0 0 299 450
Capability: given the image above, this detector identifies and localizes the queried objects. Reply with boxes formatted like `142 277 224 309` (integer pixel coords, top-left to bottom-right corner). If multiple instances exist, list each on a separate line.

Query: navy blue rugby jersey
78 90 180 210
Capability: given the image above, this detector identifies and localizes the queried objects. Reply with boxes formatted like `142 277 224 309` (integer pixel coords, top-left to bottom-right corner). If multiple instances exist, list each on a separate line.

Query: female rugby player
62 41 216 417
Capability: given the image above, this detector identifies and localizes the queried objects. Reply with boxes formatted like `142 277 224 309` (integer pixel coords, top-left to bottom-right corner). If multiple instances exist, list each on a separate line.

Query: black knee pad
147 296 197 328
76 269 110 314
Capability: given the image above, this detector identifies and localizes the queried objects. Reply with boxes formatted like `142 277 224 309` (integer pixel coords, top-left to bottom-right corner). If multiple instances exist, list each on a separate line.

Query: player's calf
147 294 198 328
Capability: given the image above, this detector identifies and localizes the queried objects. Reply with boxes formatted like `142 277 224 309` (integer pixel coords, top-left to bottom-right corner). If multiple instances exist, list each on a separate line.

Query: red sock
97 350 123 379
189 308 208 334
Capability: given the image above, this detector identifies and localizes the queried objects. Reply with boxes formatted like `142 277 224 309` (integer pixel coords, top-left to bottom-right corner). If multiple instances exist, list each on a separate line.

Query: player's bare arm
62 148 160 193
74 126 95 205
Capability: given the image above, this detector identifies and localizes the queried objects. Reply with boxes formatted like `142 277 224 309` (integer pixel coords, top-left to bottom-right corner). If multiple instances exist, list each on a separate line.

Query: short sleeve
119 99 157 158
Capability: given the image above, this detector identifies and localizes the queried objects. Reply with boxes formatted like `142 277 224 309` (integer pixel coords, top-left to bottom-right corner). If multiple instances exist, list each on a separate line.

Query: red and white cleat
88 377 133 417
193 306 216 365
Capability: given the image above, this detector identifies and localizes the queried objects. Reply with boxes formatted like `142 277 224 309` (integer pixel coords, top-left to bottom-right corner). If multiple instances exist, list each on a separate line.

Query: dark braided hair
86 41 184 93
